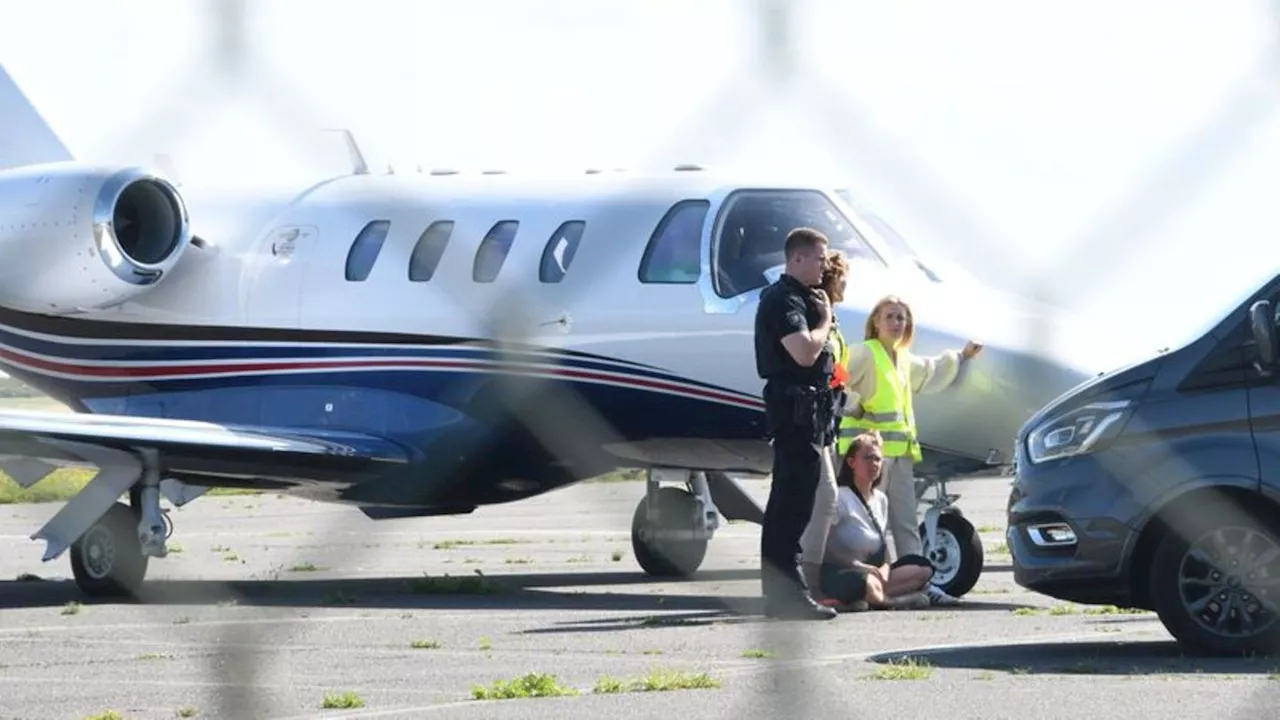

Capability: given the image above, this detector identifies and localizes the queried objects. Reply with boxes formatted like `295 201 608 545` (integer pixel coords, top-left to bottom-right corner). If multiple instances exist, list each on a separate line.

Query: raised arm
777 292 832 367
909 340 983 395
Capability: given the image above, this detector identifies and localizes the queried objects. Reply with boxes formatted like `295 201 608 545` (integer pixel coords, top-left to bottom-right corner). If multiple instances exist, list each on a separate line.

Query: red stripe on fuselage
0 347 766 410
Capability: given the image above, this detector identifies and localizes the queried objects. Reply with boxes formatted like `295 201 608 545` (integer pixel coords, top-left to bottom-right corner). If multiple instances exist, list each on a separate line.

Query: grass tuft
407 573 506 595
592 668 721 694
867 657 933 680
320 691 365 709
472 673 579 700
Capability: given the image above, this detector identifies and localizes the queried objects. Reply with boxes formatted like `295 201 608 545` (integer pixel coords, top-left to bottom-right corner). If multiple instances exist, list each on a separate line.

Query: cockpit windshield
712 189 887 298
834 189 943 283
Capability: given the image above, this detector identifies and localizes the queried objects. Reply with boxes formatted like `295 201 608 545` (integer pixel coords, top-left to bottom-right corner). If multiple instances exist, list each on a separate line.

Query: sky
2 0 1279 360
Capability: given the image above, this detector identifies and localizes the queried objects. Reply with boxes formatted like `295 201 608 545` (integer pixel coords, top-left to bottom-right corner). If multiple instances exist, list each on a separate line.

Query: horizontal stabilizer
0 64 73 170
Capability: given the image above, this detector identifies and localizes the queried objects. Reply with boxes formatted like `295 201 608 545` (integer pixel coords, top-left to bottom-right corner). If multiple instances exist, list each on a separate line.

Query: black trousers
759 430 824 600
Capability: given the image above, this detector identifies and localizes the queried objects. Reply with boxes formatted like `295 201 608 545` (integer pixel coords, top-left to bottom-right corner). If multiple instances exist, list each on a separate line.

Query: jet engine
0 163 193 314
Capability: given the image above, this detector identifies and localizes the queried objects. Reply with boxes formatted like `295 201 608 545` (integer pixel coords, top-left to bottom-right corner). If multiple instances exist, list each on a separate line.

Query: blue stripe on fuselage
67 369 768 446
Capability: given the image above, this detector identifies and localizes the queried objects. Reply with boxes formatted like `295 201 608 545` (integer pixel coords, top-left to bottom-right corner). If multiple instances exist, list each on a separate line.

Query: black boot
761 558 836 620
764 591 838 620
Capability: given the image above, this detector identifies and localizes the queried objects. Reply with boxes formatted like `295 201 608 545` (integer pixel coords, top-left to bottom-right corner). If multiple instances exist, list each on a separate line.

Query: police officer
754 227 840 620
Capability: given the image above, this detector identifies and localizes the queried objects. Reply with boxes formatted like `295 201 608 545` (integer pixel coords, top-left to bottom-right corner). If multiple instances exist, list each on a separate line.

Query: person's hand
961 340 984 360
811 289 831 323
877 565 891 585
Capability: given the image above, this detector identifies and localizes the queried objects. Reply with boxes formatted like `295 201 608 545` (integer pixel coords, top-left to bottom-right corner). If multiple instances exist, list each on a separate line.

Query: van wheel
1149 500 1280 656
919 513 984 598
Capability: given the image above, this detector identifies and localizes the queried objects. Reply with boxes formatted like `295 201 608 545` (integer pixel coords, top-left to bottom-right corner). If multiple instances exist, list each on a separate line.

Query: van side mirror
1249 299 1278 374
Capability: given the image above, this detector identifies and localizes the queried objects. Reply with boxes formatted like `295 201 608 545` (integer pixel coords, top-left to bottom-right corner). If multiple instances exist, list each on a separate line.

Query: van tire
1148 498 1280 656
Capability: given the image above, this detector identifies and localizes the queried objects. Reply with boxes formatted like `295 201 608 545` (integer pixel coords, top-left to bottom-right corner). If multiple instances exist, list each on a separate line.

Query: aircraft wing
915 444 1008 481
0 408 416 563
0 407 413 492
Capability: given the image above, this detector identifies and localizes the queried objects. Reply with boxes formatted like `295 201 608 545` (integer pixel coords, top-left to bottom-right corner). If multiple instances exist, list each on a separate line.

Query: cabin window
711 190 882 298
345 220 391 282
638 199 707 284
409 221 453 282
473 220 519 282
540 221 585 283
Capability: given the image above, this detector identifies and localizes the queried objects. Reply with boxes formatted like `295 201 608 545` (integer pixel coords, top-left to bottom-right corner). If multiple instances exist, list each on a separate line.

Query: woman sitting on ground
818 430 935 610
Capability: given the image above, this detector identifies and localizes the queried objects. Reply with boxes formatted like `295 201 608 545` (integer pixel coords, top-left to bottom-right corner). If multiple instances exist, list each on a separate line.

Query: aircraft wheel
920 512 983 598
69 502 149 599
1149 499 1280 656
631 487 709 578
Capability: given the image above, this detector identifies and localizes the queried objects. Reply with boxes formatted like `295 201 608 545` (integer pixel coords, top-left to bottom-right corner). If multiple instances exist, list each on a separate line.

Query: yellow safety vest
836 339 921 462
830 322 849 384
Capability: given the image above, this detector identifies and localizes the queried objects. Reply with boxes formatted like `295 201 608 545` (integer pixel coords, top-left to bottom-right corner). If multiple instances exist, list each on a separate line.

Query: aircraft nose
958 293 1108 415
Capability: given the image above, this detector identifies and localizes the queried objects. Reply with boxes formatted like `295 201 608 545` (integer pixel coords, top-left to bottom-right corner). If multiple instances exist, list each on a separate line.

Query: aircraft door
240 224 318 328
551 200 711 397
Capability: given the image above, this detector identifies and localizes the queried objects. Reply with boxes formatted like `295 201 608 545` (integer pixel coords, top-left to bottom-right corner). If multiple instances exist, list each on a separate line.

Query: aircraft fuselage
0 162 1100 512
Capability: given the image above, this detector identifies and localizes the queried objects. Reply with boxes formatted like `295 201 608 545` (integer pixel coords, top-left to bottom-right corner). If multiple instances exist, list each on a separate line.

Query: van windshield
1160 262 1280 353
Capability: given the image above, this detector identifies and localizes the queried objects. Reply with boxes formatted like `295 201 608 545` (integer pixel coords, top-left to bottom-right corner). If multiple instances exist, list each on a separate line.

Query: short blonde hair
864 294 916 348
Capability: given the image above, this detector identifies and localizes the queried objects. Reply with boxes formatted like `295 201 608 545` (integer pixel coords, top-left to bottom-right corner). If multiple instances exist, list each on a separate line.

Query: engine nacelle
0 162 192 313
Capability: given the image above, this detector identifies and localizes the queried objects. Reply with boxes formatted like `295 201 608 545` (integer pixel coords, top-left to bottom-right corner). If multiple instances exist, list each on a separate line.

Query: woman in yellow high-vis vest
836 294 982 606
796 251 852 604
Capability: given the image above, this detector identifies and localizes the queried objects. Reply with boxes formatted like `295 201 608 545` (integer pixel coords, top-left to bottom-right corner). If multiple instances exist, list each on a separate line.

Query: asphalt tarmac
0 475 1276 720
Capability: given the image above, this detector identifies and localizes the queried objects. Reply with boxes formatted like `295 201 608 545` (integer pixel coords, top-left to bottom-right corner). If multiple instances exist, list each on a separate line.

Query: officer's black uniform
754 273 839 620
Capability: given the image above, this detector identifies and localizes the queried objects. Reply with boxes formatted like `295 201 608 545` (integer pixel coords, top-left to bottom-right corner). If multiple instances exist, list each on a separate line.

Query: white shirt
824 486 888 566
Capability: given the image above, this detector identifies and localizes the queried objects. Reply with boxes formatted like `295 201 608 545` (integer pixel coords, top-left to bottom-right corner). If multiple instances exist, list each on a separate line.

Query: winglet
0 64 73 171
323 128 370 175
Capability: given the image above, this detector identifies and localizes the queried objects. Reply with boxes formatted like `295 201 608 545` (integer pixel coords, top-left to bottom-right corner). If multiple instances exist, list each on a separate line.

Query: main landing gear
16 444 204 598
69 502 152 597
630 460 992 600
630 468 763 578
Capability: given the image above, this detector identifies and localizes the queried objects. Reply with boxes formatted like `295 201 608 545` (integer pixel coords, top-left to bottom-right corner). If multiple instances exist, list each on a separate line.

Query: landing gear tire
1149 500 1280 656
631 486 709 578
920 513 983 598
69 502 149 599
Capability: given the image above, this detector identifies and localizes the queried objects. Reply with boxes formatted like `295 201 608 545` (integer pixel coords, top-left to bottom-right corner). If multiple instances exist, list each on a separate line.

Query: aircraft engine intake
0 163 193 313
103 172 187 269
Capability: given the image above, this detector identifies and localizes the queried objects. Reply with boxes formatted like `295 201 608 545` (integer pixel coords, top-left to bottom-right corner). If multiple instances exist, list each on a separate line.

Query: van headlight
1025 400 1130 465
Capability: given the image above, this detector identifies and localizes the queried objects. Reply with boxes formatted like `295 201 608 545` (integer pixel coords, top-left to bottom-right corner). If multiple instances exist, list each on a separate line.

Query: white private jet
0 64 1112 601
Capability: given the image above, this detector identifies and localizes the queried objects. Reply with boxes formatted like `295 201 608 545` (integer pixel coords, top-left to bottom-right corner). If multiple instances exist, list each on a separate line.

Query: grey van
1008 275 1280 656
